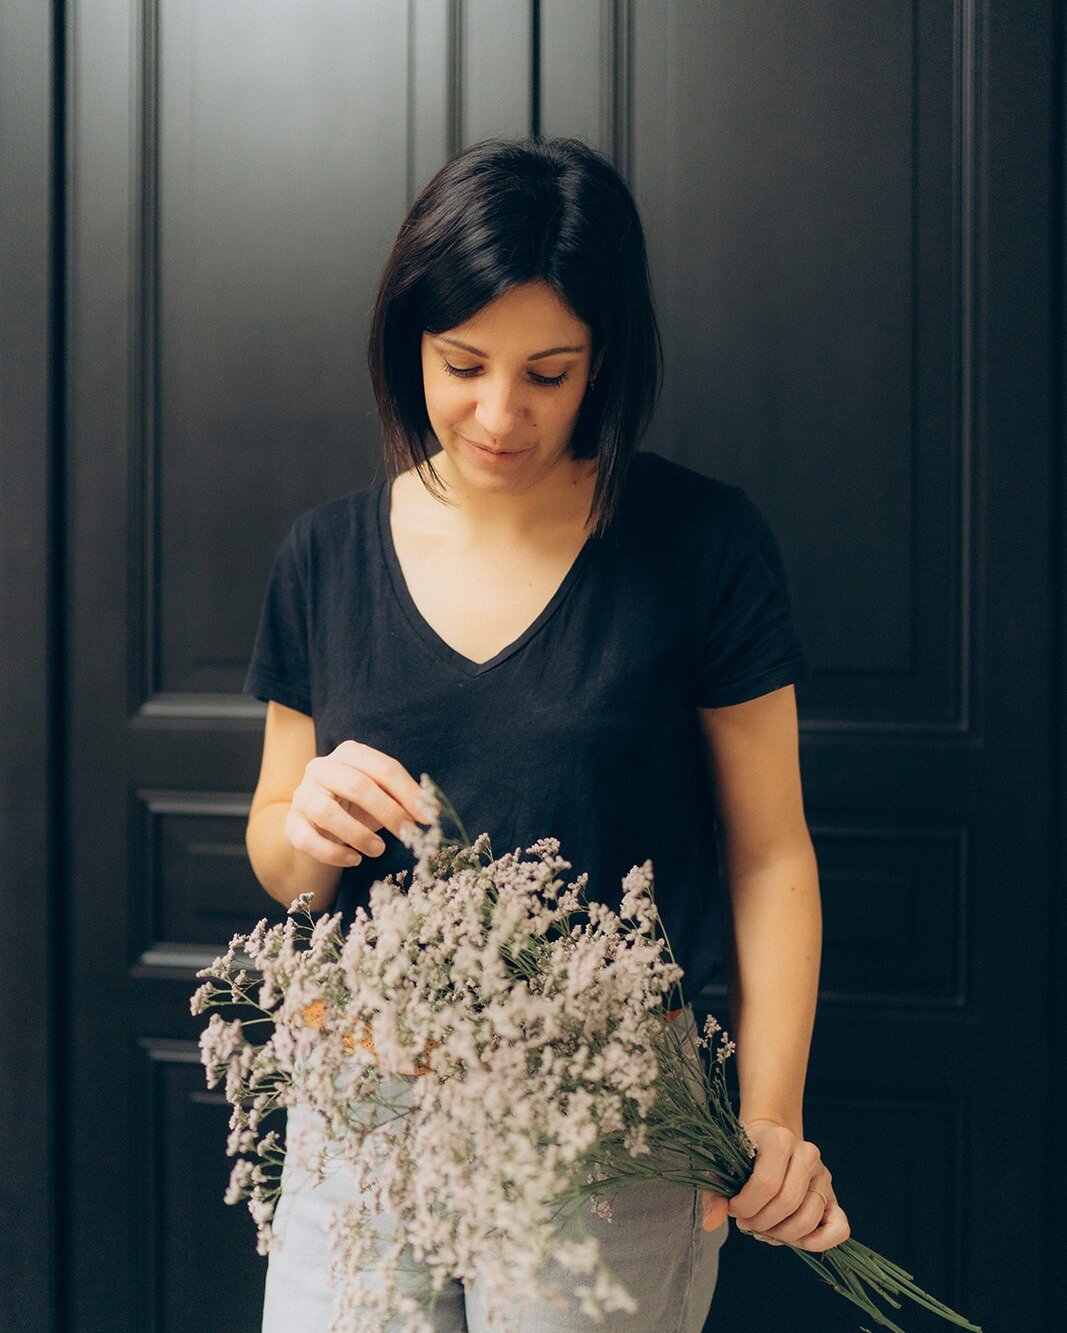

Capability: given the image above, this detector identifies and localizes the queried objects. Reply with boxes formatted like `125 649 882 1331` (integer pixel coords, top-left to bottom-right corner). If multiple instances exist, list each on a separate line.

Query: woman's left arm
696 684 851 1251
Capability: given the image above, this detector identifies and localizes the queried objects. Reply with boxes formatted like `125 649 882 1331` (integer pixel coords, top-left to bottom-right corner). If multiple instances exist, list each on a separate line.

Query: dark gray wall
1 1 1062 1329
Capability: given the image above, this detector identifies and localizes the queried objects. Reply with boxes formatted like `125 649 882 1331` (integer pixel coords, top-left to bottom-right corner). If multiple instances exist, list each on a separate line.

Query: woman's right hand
284 740 437 868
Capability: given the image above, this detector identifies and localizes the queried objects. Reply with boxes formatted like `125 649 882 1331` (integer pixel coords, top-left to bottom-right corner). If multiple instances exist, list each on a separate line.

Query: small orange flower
354 1022 438 1076
300 997 328 1028
298 1002 438 1076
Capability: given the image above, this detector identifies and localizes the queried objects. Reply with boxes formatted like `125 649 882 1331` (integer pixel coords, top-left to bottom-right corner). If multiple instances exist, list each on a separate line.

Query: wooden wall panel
31 0 1054 1328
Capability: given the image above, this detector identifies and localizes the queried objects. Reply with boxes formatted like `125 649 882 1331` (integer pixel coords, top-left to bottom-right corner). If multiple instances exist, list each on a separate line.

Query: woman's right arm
245 700 435 914
246 701 343 913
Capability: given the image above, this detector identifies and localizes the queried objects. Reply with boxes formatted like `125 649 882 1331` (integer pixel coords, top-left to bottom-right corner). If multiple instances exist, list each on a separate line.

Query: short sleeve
242 518 313 716
695 488 812 707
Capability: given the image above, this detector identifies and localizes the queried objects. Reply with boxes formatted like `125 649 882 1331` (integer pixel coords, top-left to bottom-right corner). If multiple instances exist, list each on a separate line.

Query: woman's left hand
700 1118 851 1252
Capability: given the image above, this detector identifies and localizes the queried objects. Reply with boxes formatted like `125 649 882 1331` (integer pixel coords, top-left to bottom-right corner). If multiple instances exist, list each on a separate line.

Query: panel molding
128 787 285 979
632 0 981 737
127 0 983 732
135 694 265 720
409 0 454 200
134 1037 268 1328
129 0 161 714
812 817 968 1010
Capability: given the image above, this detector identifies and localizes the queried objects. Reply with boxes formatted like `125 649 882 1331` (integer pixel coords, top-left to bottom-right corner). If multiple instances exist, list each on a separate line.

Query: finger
296 782 388 858
740 1142 824 1235
311 760 416 847
727 1123 793 1221
309 755 432 852
337 742 437 825
286 809 366 867
701 1191 729 1231
792 1201 851 1253
753 1181 840 1250
745 1189 829 1247
735 1221 779 1243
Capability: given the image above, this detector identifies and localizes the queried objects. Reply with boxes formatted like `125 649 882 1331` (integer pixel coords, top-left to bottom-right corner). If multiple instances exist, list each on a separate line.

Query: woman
244 135 850 1331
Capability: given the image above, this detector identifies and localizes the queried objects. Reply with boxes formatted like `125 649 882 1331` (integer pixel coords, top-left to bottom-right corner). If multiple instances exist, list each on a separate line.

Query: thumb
700 1190 729 1231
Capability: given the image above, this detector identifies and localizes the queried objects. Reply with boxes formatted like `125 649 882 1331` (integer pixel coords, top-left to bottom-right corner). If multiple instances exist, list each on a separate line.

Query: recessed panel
813 821 965 1006
632 0 965 727
462 0 533 141
131 790 288 968
154 1 411 698
138 1040 277 1332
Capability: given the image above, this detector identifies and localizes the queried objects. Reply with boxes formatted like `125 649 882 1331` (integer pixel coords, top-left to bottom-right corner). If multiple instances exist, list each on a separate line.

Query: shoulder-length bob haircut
367 136 663 538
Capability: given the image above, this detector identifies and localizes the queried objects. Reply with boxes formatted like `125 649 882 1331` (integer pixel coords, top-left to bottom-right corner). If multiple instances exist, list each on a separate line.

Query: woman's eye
441 360 569 388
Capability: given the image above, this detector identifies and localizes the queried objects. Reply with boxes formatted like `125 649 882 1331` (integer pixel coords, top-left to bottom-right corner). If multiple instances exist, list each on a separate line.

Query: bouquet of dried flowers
191 777 981 1333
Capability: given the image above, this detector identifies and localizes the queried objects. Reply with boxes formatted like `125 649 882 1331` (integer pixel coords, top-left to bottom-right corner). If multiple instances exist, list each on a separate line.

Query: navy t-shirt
243 449 811 1006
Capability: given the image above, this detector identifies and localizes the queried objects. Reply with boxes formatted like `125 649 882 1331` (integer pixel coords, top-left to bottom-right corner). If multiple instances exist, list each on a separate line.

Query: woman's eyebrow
432 334 587 362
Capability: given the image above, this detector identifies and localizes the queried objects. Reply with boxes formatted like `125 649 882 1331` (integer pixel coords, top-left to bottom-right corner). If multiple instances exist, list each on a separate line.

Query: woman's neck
409 447 599 545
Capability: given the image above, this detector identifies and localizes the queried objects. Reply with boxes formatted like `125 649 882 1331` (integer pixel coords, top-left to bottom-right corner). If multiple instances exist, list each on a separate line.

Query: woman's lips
462 436 530 461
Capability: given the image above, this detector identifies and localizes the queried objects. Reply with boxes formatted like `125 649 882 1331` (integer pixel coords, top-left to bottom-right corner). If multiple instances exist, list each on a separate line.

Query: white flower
191 797 730 1330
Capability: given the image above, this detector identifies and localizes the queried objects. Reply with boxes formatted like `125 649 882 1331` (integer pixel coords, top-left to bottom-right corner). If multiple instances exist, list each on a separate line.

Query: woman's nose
473 377 523 437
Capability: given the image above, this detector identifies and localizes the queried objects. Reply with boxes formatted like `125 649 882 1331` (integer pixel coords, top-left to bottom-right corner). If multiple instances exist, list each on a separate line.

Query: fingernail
369 836 385 854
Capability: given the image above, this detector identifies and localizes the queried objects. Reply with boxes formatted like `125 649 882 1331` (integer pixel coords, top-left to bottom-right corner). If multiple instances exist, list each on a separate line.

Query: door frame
0 1 64 1330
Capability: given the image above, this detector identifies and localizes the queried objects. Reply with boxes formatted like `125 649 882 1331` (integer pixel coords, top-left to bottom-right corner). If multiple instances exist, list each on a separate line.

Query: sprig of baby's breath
192 776 981 1333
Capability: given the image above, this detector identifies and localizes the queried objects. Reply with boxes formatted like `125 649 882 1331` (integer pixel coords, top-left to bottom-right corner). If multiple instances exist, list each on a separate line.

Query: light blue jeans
261 1004 730 1332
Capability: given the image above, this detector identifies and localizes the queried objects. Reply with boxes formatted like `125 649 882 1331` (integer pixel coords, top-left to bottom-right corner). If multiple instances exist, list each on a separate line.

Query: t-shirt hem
695 657 811 708
244 669 313 717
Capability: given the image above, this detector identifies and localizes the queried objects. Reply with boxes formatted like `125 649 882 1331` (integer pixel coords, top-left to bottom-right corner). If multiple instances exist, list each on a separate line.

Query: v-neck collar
376 475 600 678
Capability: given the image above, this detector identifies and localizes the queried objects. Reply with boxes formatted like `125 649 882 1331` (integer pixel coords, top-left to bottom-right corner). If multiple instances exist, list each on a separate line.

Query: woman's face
420 280 600 493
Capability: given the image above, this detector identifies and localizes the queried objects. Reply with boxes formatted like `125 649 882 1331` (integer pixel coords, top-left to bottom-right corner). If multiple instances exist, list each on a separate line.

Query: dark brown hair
366 136 663 538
